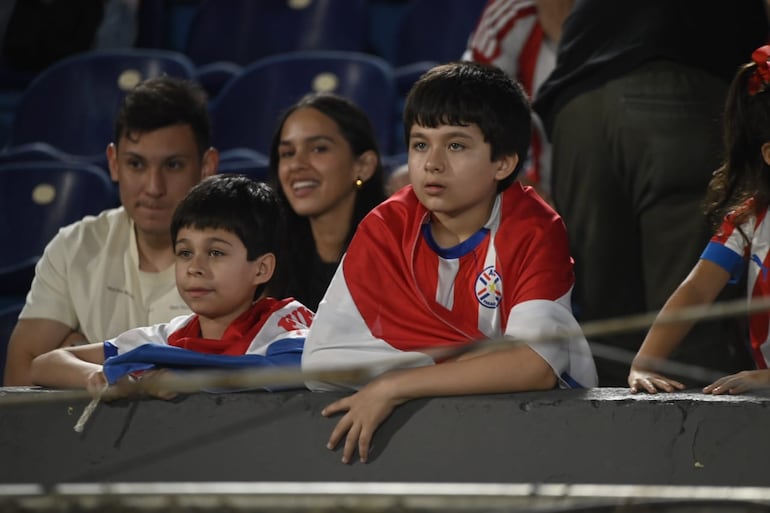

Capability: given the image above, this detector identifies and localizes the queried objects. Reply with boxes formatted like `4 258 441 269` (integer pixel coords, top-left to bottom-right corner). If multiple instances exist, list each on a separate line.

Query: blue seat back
185 0 368 66
218 147 271 183
10 49 196 158
394 0 487 67
0 161 118 294
210 50 396 156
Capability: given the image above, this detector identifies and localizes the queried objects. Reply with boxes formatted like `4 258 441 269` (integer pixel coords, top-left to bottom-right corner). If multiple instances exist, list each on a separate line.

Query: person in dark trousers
533 0 769 386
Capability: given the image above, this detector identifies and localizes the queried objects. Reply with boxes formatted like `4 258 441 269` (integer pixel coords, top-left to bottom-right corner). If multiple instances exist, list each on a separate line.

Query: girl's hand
703 370 770 395
321 377 406 464
628 368 685 394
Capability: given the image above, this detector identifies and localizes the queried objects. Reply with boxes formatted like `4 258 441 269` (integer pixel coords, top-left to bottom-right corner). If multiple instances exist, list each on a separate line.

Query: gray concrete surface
1 387 768 487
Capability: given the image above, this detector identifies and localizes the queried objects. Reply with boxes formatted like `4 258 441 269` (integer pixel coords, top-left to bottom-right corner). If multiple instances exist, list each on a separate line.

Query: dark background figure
533 0 770 385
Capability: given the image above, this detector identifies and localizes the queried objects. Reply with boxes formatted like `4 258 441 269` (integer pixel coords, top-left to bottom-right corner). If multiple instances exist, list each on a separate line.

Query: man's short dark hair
114 75 211 157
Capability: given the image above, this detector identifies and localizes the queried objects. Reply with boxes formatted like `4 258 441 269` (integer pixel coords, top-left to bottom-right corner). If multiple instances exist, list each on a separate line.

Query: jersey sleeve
103 315 191 358
701 213 754 284
301 261 434 392
244 298 313 364
501 201 597 388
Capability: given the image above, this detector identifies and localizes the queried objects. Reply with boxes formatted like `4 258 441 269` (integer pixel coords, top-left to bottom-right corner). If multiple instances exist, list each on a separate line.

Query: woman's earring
355 177 363 188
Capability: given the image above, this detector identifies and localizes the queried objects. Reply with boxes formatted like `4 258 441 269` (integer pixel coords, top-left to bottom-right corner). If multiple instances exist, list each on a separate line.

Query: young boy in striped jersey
302 61 597 464
30 175 313 398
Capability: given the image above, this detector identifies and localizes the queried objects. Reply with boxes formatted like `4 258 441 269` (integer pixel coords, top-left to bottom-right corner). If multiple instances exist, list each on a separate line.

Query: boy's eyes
410 141 465 151
175 249 226 258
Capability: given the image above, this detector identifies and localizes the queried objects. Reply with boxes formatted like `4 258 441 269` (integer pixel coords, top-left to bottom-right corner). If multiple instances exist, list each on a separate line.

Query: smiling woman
268 92 387 311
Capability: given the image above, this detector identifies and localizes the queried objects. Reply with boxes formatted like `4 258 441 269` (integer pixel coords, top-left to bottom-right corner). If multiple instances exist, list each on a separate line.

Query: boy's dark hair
114 75 211 157
403 61 531 191
171 174 282 297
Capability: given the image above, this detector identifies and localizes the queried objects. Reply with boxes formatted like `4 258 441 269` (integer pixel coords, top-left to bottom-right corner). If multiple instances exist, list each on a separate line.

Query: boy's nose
187 255 206 275
424 150 444 172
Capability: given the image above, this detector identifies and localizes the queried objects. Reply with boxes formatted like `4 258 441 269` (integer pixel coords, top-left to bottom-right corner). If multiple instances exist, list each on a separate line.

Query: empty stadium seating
210 50 396 155
0 161 118 296
8 48 196 160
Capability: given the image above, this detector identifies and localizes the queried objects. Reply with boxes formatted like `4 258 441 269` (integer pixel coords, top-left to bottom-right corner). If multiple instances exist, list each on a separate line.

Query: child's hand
85 370 109 399
703 370 770 395
628 368 685 394
321 377 405 464
137 369 178 401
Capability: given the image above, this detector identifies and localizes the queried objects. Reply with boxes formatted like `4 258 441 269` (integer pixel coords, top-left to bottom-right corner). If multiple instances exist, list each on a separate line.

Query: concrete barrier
1 387 769 487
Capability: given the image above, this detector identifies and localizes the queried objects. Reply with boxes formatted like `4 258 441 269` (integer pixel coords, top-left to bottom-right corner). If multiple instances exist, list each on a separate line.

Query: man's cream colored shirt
20 207 191 343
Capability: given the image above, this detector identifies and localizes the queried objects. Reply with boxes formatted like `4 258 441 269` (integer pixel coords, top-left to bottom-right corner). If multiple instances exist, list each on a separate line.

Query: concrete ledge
1 387 769 487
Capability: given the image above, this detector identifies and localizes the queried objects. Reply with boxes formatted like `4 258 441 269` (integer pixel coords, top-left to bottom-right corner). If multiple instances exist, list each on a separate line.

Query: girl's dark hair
171 174 282 297
114 76 211 157
267 92 386 308
403 61 531 191
704 62 770 230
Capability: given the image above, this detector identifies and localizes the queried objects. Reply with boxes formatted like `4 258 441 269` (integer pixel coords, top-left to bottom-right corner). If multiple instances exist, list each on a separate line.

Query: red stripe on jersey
342 184 574 353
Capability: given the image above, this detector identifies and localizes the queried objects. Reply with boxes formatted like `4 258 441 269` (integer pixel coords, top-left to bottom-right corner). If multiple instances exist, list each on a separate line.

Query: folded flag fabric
102 338 304 391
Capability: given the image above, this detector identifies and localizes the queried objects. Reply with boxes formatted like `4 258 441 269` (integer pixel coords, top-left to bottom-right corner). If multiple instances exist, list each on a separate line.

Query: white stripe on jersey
436 257 459 310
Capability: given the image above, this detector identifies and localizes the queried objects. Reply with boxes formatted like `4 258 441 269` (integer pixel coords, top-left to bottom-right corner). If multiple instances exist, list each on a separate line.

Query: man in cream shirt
4 76 218 385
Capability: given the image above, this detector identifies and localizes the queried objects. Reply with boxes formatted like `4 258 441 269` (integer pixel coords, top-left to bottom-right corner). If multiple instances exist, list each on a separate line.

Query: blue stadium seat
393 0 487 67
0 141 73 165
184 0 368 66
9 49 196 160
0 161 118 295
210 50 396 155
194 61 243 104
389 0 488 154
218 147 271 182
0 301 23 384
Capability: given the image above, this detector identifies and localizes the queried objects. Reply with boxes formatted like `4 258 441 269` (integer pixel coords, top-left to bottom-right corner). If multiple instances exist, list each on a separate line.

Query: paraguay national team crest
475 266 502 309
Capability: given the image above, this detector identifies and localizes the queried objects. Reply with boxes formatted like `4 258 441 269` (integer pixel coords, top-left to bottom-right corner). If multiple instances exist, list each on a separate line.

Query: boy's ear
353 150 378 183
201 147 219 178
253 252 276 286
494 153 519 181
106 143 119 183
762 142 770 167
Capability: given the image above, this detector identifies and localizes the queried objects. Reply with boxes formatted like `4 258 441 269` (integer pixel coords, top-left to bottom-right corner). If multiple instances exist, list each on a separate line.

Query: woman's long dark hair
268 92 386 309
704 61 770 231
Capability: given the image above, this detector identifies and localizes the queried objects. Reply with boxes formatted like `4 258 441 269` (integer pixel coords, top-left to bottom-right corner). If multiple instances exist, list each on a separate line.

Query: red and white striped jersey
463 0 556 190
302 184 597 390
702 203 770 368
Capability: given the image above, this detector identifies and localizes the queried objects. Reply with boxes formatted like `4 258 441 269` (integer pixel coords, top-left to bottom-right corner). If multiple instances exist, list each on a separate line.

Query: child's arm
702 369 770 394
29 343 106 391
322 343 554 464
629 259 731 393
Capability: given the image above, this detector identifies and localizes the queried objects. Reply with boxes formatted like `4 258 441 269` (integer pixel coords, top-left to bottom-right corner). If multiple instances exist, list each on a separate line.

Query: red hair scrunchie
749 45 770 96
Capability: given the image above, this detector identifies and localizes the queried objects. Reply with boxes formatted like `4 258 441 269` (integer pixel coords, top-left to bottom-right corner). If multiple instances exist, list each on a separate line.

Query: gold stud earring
355 178 363 188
